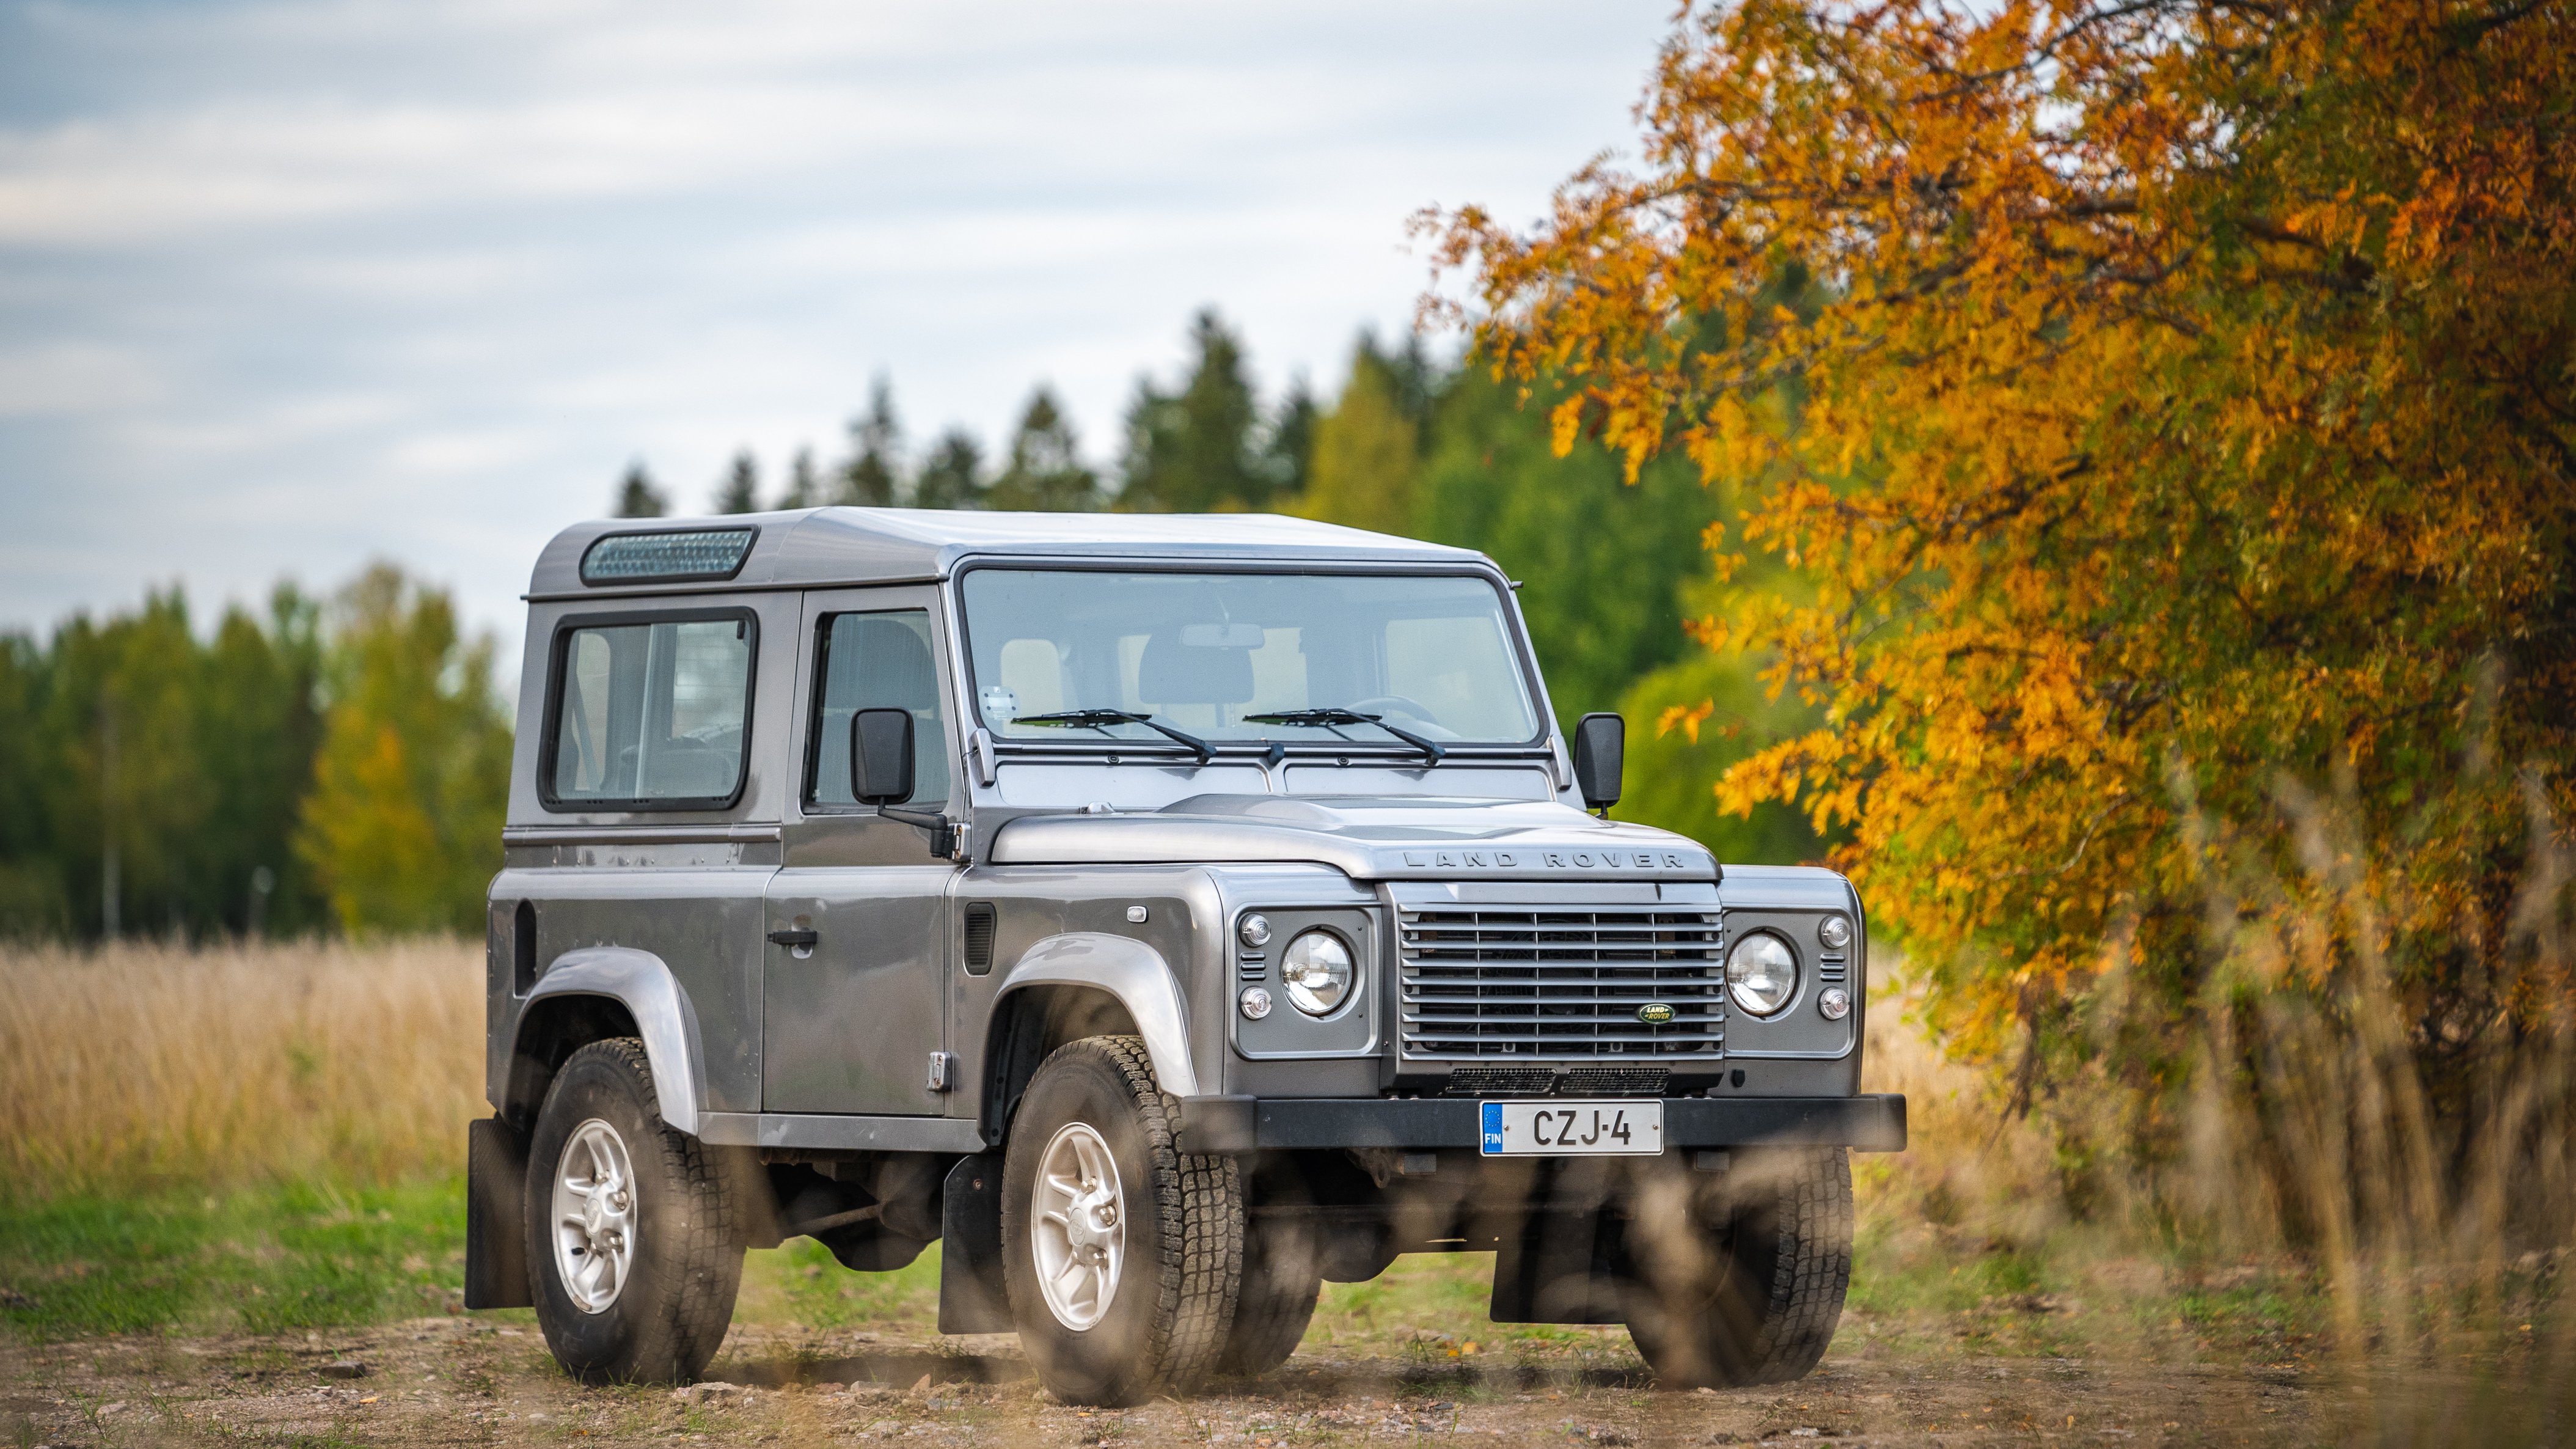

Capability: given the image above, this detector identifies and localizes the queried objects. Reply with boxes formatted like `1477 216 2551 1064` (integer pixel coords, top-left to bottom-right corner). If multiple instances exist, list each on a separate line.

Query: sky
0 0 1674 661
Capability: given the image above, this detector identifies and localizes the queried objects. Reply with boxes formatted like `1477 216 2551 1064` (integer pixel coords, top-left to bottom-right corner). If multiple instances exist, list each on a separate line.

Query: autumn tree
1437 0 2576 1185
295 565 510 935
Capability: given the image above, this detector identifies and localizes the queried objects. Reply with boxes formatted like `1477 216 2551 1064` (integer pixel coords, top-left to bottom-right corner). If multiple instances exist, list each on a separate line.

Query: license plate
1479 1099 1664 1156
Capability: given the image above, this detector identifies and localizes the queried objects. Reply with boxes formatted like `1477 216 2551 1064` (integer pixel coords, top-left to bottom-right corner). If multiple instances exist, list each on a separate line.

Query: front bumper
1175 1093 1906 1154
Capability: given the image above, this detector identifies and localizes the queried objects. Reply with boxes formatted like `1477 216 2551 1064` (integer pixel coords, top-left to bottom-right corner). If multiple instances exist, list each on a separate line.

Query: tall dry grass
1850 778 2576 1442
0 936 485 1201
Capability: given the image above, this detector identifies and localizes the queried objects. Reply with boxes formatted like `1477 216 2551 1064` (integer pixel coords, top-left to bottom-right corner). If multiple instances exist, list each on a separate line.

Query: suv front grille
1399 904 1725 1058
1440 1065 1672 1096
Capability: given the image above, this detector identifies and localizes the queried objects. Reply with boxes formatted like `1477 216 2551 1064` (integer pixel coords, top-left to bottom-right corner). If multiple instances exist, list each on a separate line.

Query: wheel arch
507 947 711 1137
981 931 1197 1140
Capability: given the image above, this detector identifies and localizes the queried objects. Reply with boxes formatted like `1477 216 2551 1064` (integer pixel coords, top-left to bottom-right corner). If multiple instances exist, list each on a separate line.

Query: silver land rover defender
464 508 1905 1404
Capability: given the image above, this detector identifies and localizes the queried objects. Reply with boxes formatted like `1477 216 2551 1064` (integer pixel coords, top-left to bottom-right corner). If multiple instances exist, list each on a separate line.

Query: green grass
0 1177 962 1343
0 1176 470 1340
11 1172 2501 1379
734 1233 946 1330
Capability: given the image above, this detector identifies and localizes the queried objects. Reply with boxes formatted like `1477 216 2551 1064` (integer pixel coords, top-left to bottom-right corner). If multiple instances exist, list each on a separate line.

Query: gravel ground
0 1316 2349 1448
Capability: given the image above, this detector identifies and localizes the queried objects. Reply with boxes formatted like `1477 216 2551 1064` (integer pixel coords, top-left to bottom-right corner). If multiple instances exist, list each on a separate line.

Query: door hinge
926 1051 953 1092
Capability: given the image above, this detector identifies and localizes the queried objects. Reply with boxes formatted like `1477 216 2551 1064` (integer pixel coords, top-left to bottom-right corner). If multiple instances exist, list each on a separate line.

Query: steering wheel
1350 695 1440 727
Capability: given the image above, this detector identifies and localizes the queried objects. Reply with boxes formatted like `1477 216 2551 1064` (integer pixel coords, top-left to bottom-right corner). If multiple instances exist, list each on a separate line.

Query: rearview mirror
1572 713 1624 813
1179 622 1264 648
850 708 916 805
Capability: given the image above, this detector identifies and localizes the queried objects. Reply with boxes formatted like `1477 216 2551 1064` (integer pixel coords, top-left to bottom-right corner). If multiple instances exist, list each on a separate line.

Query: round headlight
1818 914 1852 950
1727 933 1799 1017
1279 930 1355 1016
1239 914 1273 948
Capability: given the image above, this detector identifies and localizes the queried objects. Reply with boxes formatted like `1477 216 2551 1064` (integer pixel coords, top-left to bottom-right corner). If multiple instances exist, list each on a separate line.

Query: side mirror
850 708 917 805
1572 712 1624 813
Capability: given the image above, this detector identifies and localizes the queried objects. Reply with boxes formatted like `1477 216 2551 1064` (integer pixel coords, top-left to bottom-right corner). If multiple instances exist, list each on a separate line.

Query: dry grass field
0 937 486 1200
1 939 2568 1446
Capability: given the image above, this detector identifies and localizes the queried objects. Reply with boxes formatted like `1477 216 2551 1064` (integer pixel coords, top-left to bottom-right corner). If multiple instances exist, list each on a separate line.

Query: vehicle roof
526 507 1491 599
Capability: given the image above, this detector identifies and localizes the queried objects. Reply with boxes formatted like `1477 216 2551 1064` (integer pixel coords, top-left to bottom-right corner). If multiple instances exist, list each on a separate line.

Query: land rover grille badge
1636 1002 1677 1025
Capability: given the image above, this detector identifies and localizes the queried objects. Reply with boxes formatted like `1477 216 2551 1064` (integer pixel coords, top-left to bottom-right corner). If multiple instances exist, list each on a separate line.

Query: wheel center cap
1064 1183 1117 1257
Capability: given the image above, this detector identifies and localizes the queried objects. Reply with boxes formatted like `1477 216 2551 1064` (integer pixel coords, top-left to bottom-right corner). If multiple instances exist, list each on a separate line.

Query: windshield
958 570 1543 747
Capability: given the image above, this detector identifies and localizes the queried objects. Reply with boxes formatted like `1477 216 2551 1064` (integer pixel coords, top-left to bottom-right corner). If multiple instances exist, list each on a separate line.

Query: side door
763 588 962 1116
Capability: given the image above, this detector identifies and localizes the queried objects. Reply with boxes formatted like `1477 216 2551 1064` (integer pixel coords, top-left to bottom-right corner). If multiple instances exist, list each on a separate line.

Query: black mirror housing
1572 712 1624 812
850 708 917 805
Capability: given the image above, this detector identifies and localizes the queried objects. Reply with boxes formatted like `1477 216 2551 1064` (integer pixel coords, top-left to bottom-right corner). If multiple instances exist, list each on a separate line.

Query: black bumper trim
1174 1093 1906 1154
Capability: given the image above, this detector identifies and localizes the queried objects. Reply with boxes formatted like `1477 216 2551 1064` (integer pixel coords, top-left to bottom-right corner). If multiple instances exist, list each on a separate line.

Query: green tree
196 587 327 936
41 592 215 939
1300 337 1425 537
987 387 1100 511
1414 369 1724 728
713 450 761 514
777 447 822 509
1118 309 1269 512
295 565 511 935
612 463 667 518
839 378 903 508
1262 378 1320 504
0 632 63 935
910 430 987 511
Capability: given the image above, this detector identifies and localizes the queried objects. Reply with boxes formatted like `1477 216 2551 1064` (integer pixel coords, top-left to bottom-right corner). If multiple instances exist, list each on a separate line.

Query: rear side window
807 610 949 809
546 612 756 809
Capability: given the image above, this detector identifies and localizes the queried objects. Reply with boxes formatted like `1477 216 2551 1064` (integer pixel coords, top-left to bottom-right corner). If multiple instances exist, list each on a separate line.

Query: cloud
0 0 1674 651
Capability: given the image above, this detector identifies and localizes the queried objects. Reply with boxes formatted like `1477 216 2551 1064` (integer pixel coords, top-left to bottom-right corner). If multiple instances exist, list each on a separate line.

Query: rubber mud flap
466 1117 532 1308
938 1152 1010 1333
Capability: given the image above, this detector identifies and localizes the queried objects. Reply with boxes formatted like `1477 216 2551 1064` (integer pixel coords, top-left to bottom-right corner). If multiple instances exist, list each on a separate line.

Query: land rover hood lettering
985 794 1715 881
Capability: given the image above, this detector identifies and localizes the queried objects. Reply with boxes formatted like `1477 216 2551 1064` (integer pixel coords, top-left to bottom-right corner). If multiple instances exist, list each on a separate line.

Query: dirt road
1 1315 2351 1448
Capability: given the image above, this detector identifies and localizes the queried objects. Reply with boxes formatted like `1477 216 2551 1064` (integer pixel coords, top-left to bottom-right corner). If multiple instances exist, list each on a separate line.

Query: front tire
1001 1036 1243 1405
1624 1146 1852 1388
524 1038 744 1385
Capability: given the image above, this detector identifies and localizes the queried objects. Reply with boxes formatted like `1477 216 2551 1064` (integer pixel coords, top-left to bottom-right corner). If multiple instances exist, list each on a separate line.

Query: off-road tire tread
1096 1034 1243 1392
529 1038 742 1385
1626 1145 1852 1388
1216 1223 1320 1377
1008 1035 1242 1404
1738 1146 1852 1383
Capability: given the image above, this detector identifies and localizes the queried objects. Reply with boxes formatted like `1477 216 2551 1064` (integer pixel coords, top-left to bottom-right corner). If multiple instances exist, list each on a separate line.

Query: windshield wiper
1242 707 1447 766
1011 708 1215 765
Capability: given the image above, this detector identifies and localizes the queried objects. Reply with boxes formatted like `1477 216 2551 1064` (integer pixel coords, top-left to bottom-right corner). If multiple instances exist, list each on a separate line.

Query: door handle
766 928 818 948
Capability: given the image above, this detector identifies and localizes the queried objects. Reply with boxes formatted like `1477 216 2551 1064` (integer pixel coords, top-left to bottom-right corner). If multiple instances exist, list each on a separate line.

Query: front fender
517 947 711 1137
995 932 1199 1097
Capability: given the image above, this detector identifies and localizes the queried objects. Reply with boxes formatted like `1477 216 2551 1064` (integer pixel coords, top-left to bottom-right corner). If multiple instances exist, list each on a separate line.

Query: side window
547 612 755 809
808 610 950 809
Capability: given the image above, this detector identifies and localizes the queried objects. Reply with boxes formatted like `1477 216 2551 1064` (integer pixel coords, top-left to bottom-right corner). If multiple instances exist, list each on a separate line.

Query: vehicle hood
986 793 1716 884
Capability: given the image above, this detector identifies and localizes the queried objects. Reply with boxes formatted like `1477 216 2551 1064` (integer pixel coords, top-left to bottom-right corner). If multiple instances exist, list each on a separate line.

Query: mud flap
936 1151 1009 1333
464 1117 532 1309
1490 1205 1632 1324
1489 1158 1636 1324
